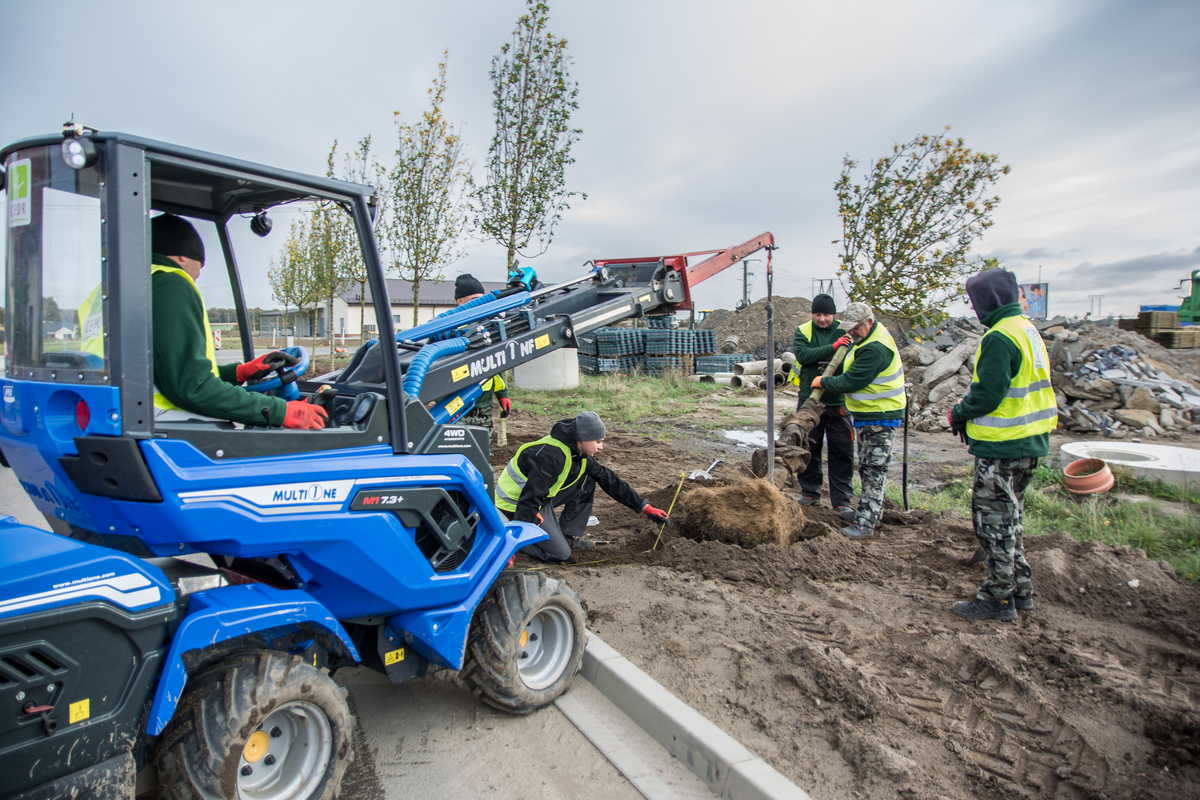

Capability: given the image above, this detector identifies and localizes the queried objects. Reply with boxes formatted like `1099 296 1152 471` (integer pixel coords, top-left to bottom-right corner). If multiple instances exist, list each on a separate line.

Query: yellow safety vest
966 315 1057 441
494 435 587 513
151 264 219 411
481 374 506 393
787 320 815 386
842 322 906 414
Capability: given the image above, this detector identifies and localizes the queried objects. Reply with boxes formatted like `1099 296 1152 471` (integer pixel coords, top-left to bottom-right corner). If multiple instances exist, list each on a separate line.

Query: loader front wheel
155 651 353 800
462 571 586 714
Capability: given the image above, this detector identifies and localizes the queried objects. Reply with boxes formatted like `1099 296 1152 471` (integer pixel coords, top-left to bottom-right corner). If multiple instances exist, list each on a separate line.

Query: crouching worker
494 411 669 562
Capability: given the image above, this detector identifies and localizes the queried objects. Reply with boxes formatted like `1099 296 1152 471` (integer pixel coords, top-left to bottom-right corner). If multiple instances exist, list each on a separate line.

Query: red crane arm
684 231 776 286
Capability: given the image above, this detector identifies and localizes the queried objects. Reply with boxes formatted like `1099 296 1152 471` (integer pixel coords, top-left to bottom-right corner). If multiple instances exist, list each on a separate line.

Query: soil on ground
493 409 1200 800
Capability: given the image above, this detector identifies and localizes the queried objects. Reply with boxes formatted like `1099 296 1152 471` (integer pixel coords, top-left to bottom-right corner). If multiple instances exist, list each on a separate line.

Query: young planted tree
387 54 472 326
333 136 388 343
834 128 1009 324
268 217 320 338
474 0 583 271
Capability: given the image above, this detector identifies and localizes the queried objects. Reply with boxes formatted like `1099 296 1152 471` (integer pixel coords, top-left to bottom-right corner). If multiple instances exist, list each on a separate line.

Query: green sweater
791 319 844 407
950 303 1050 459
820 322 904 422
152 260 287 426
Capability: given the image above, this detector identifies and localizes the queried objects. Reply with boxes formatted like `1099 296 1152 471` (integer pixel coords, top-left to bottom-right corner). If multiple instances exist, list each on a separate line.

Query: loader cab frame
2 130 408 453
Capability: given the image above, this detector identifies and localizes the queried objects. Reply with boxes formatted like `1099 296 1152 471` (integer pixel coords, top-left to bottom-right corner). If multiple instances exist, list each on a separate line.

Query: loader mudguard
387 519 546 670
146 583 360 735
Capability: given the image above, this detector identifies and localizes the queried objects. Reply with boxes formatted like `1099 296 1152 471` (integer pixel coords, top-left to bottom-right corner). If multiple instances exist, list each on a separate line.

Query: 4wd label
8 159 31 227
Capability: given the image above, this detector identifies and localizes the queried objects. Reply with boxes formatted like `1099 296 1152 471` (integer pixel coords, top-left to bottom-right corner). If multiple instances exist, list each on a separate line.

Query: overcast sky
3 0 1198 320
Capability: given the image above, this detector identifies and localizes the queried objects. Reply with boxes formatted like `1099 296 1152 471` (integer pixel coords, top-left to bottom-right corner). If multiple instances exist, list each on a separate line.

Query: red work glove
499 397 512 418
283 400 328 430
236 350 298 383
833 335 852 349
946 409 955 429
642 503 669 522
810 376 824 389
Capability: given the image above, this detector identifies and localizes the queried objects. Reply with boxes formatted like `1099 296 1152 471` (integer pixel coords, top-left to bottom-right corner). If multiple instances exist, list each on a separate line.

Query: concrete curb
581 633 812 800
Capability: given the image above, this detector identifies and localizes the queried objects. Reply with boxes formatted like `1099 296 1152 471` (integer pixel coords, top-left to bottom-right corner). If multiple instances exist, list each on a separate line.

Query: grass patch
509 372 730 425
889 463 1200 580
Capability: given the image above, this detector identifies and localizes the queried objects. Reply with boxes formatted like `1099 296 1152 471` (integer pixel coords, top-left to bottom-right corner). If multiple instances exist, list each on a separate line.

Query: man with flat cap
150 213 327 429
811 302 907 539
494 411 670 562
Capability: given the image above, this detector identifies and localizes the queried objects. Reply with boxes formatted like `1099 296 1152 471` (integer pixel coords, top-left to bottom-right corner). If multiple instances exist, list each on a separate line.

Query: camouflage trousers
459 410 494 431
854 425 896 533
972 456 1037 602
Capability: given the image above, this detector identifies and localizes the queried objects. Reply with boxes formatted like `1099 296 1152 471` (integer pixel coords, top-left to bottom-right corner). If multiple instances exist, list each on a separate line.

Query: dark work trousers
797 406 855 507
510 476 596 563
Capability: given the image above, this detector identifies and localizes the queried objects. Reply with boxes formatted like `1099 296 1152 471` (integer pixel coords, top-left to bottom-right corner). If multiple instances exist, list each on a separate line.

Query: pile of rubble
901 318 1200 437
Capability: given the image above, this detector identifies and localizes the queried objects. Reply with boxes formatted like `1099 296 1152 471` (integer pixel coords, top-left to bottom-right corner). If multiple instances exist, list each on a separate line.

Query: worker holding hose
494 411 670 562
452 273 512 433
810 302 906 540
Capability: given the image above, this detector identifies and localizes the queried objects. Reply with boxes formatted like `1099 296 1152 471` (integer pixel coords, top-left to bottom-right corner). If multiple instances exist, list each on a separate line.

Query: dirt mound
672 478 805 548
699 296 813 356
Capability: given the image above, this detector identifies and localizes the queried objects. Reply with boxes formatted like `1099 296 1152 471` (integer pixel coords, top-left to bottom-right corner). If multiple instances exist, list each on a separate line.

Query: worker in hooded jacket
948 268 1056 621
494 411 670 562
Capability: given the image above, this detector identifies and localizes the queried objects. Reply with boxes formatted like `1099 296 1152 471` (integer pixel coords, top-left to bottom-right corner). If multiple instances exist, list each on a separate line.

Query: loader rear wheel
462 571 586 714
154 651 353 800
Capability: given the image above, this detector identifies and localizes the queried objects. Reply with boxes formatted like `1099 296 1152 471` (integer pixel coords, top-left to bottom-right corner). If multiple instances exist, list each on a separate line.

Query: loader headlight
61 136 97 170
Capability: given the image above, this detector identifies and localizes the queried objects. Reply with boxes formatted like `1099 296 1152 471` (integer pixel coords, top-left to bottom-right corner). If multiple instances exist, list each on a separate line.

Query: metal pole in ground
765 248 775 484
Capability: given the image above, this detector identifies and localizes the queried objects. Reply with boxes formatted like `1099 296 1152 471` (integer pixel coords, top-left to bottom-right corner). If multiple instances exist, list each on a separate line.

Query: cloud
1055 246 1200 291
985 247 1082 262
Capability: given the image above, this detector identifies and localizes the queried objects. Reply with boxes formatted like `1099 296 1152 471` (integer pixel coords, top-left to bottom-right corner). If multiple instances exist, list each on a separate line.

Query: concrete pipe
730 374 747 388
773 371 786 386
707 373 735 386
780 351 796 365
733 358 785 376
720 335 741 354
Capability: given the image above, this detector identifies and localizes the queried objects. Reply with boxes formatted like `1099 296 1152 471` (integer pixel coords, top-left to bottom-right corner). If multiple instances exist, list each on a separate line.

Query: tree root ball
674 478 806 548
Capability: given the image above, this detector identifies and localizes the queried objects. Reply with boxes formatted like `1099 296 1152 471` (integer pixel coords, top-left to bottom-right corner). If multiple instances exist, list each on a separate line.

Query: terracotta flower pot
1062 458 1115 495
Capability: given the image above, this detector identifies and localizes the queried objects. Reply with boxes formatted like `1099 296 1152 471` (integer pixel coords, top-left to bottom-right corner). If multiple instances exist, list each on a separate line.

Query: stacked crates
695 353 755 373
577 326 718 374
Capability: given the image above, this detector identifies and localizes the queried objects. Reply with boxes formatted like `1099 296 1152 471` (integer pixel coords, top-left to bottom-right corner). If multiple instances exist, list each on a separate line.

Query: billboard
1019 283 1048 319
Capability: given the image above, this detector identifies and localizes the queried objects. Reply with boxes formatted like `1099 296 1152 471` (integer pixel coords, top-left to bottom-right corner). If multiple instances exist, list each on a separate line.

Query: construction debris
904 319 1200 436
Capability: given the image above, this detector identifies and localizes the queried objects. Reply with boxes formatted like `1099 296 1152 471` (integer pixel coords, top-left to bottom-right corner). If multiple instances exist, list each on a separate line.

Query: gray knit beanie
574 411 606 442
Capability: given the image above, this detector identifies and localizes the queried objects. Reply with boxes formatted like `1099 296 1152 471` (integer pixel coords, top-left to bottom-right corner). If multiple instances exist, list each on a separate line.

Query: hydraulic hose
402 336 470 397
430 383 484 425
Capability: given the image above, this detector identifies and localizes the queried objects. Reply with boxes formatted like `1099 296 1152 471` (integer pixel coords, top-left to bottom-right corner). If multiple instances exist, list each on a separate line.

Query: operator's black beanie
151 214 205 264
811 293 837 315
454 273 486 300
965 268 1019 322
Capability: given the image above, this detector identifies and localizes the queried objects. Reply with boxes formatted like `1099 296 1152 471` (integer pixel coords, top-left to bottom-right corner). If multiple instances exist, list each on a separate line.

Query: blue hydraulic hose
430 383 484 424
402 337 471 397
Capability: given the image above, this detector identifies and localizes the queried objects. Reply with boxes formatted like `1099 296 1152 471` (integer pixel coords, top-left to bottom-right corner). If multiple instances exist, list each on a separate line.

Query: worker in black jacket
790 294 854 515
494 412 670 562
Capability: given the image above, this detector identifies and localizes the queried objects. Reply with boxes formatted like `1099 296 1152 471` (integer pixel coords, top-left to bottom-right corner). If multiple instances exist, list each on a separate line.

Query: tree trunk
411 278 421 328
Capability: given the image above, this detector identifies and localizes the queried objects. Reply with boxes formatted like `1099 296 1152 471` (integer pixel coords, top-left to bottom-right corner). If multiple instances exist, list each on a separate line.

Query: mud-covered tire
154 651 353 800
462 571 586 714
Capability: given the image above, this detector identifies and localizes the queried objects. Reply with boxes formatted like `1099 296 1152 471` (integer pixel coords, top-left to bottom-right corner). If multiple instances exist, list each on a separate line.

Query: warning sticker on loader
69 698 90 724
451 364 471 382
534 334 550 350
384 648 406 665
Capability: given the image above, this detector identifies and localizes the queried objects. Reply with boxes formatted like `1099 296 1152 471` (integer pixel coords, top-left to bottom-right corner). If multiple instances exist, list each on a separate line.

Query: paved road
0 469 641 799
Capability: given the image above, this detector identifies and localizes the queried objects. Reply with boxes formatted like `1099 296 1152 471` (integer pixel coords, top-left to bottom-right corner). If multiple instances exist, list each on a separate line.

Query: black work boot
840 525 873 540
1013 594 1034 611
951 596 1017 622
798 494 820 506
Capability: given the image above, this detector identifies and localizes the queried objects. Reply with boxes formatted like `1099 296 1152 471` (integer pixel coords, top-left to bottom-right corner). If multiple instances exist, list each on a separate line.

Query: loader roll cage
4 129 775 460
1 130 410 450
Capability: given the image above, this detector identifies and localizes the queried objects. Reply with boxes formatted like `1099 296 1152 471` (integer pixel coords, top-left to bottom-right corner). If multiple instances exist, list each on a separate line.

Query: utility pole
739 258 760 309
811 278 837 306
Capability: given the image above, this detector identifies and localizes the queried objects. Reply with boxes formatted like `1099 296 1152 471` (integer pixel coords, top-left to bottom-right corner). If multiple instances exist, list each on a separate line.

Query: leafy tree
834 128 1009 323
387 53 472 326
474 0 583 271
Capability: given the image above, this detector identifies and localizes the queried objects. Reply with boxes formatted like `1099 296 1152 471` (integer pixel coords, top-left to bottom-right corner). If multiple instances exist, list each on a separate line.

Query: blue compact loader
0 125 774 799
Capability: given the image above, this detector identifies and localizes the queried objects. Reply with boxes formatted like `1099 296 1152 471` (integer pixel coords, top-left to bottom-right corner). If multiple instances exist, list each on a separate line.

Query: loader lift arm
334 232 776 422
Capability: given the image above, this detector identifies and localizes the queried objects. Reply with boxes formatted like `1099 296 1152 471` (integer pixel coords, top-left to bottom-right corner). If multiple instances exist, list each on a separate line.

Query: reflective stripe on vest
842 323 906 413
151 264 219 411
966 315 1057 441
494 435 588 513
